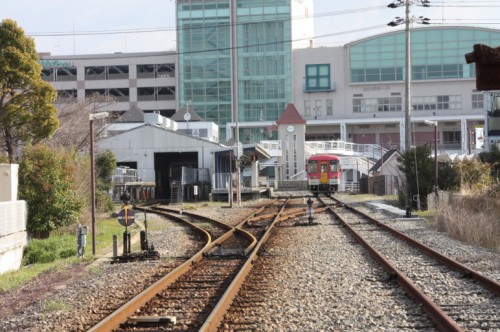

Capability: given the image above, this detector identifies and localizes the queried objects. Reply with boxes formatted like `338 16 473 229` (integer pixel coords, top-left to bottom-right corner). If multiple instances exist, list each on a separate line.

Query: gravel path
0 195 498 331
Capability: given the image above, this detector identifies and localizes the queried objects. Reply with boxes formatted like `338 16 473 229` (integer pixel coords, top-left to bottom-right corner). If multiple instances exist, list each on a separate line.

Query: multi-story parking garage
39 51 177 118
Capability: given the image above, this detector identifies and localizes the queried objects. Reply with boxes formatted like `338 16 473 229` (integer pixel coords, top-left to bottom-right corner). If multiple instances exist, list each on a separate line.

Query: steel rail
88 206 215 332
151 205 234 232
152 205 258 257
199 196 292 332
89 207 251 332
330 197 500 297
319 196 463 332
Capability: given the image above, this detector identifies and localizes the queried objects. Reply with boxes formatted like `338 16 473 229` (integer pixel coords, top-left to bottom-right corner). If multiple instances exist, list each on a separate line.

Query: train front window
320 163 327 173
330 161 339 172
309 161 318 172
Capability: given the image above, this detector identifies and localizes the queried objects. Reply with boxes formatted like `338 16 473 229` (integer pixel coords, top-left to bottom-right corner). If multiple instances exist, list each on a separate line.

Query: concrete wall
276 180 308 191
0 164 28 275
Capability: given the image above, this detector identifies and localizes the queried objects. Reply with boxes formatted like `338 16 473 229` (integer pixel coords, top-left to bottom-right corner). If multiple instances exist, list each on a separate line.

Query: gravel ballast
0 194 498 331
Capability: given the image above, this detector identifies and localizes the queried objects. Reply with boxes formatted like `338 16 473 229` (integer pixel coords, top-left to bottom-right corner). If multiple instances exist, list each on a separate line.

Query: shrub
19 144 83 238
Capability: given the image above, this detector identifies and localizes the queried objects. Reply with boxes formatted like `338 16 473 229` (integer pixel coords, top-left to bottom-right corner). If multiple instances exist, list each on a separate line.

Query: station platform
365 201 423 220
210 187 272 202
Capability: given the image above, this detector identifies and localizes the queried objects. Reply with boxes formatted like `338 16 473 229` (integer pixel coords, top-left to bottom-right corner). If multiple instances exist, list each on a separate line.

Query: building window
304 100 311 117
42 67 77 82
85 89 106 99
107 65 129 80
378 97 402 112
138 87 175 101
353 98 362 113
56 67 77 81
41 68 55 82
472 93 484 109
156 64 175 78
348 28 499 83
137 64 175 79
157 87 175 101
56 89 77 103
443 131 461 145
137 64 155 78
353 97 401 113
84 88 129 102
412 95 461 111
138 87 155 101
326 99 333 116
314 100 322 118
305 64 331 92
85 66 106 80
109 88 129 102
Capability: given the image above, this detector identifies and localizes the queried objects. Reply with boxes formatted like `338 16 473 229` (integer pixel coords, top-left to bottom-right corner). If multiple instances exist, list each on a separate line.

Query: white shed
96 124 223 200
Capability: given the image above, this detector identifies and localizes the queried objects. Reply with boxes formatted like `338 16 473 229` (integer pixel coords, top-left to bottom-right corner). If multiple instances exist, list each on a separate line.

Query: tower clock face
287 125 295 133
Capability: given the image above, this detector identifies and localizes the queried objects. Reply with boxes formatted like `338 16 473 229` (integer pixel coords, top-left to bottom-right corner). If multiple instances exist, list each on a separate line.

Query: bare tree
44 93 116 151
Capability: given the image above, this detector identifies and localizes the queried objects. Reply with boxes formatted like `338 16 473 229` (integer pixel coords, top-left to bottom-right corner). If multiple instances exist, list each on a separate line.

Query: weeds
23 236 76 265
88 266 102 275
0 263 53 293
431 188 500 251
42 299 72 312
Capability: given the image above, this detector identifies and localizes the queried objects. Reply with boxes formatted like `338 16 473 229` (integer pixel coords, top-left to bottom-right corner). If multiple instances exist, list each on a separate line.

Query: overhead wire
25 2 500 54
26 5 388 37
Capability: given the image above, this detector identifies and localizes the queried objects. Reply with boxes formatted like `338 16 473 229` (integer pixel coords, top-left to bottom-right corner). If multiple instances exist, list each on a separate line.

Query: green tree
95 150 116 212
19 144 83 238
0 19 58 162
437 161 459 191
398 145 434 210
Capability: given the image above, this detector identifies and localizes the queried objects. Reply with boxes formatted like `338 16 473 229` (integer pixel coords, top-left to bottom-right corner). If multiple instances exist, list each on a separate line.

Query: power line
26 5 388 37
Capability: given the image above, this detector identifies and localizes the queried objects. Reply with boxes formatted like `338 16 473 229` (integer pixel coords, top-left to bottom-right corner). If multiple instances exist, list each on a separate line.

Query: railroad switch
307 197 314 225
112 196 161 263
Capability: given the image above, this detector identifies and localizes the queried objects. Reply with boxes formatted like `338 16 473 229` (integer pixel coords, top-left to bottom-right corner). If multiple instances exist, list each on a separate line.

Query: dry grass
431 186 500 251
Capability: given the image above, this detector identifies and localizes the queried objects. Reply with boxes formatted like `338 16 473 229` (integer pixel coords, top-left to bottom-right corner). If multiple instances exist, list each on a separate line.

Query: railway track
322 195 500 331
88 197 294 331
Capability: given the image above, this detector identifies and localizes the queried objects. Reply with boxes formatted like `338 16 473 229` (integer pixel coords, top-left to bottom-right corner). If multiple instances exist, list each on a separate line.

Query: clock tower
276 103 306 180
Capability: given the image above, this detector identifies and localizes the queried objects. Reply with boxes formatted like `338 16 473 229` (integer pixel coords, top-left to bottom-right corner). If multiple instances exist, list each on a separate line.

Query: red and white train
306 154 341 196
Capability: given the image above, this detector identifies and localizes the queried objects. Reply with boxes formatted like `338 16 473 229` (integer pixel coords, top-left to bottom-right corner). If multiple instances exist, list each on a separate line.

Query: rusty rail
199 196 292 332
319 196 463 332
89 199 282 331
330 197 500 298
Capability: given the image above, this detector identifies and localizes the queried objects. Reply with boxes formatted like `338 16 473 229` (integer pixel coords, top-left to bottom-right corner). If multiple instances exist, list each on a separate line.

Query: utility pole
230 0 241 206
388 0 429 217
404 0 412 152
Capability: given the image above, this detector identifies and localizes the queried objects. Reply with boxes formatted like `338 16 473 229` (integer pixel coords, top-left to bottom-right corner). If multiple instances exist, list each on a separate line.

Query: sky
1 0 499 56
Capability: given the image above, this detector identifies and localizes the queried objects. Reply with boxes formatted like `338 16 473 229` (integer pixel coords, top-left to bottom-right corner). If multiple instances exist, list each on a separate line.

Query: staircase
339 156 376 177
